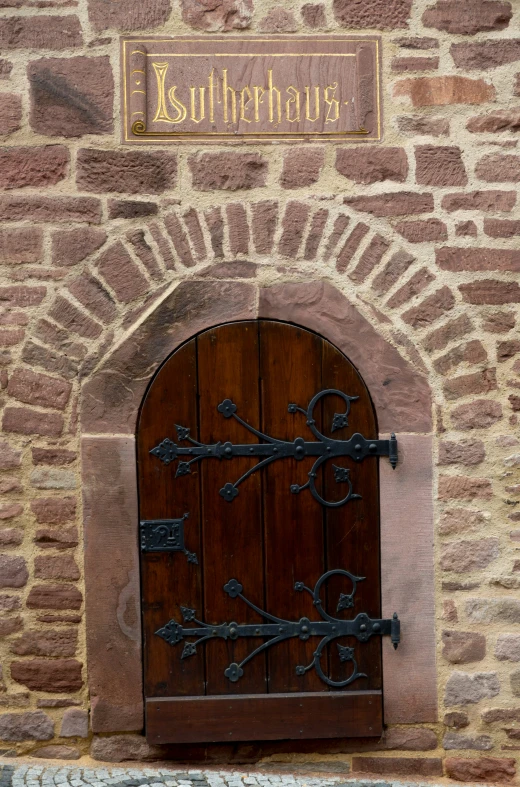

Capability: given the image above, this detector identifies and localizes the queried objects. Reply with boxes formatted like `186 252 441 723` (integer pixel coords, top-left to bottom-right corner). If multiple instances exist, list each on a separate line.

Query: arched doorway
137 320 400 744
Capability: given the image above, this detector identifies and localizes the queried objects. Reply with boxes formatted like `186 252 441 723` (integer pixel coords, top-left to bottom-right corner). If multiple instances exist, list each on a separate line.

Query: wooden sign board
121 37 382 143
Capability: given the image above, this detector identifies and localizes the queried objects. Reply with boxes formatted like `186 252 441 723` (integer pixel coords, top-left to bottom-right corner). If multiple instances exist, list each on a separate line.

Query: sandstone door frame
81 279 437 735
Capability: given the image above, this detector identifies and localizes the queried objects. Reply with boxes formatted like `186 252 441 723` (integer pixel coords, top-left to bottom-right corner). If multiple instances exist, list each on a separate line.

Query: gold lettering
152 62 178 123
285 86 301 123
167 86 187 123
208 68 218 123
222 69 237 124
253 86 265 122
240 86 253 123
267 69 281 124
304 86 320 122
189 86 205 123
324 82 340 123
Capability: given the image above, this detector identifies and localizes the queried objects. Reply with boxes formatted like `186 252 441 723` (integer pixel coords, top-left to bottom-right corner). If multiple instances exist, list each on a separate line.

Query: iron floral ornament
150 389 398 509
155 569 401 688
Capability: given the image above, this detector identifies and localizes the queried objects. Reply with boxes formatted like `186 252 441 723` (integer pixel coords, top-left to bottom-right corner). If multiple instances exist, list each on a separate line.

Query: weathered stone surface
31 746 80 760
0 616 23 636
10 628 77 657
443 732 493 751
439 439 485 465
460 280 520 305
442 630 486 663
34 555 80 581
439 477 492 501
445 757 515 783
394 76 495 106
485 219 520 239
495 634 520 661
95 242 148 305
0 440 21 470
498 340 520 361
451 399 502 430
333 0 412 29
444 711 469 728
0 555 28 588
11 659 82 692
0 530 23 548
60 708 88 738
445 671 500 706
444 369 497 401
0 227 42 264
281 148 324 189
31 497 76 525
0 146 68 190
26 584 82 610
8 368 71 411
402 286 455 329
442 190 516 212
88 0 171 31
468 109 520 134
91 734 162 762
482 707 520 723
372 250 415 295
0 93 21 135
452 39 520 70
0 196 101 224
68 274 117 324
0 16 82 49
387 269 434 309
384 727 437 750
189 152 267 191
415 145 467 187
392 55 439 72
397 114 449 136
49 296 102 340
0 711 53 741
0 503 23 520
77 149 177 195
52 228 106 267
278 202 310 258
437 247 520 272
301 4 326 27
395 218 447 243
344 192 434 218
478 154 520 185
259 7 297 31
467 597 520 624
423 1 512 34
456 220 477 237
336 147 408 185
180 0 252 31
441 539 498 572
352 757 442 776
108 200 158 220
29 56 113 137
434 339 487 373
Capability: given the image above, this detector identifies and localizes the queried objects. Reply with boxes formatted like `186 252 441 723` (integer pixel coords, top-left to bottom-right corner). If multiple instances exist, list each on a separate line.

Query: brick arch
79 273 437 737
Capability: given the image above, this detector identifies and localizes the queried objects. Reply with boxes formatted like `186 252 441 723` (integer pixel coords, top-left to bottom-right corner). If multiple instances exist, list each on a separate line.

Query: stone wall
0 0 519 782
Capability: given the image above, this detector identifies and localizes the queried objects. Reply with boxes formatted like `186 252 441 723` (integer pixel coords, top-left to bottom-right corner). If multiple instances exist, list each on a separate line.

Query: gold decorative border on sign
121 37 382 143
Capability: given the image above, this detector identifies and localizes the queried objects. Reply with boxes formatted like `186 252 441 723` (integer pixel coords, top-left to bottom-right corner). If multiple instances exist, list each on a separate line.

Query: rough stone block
60 707 88 738
189 152 267 191
7 368 71 411
495 634 520 661
281 147 324 188
445 757 515 783
423 1 512 34
415 145 467 186
0 711 53 741
445 671 500 706
52 228 106 267
0 16 82 49
77 149 177 194
180 0 252 31
441 539 498 572
0 555 28 588
442 630 486 663
0 93 21 135
0 146 68 190
336 146 408 184
333 0 412 28
11 658 82 692
394 76 495 106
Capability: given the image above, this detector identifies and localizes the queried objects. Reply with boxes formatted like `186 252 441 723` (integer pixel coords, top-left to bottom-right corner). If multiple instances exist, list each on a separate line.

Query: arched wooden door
137 321 399 744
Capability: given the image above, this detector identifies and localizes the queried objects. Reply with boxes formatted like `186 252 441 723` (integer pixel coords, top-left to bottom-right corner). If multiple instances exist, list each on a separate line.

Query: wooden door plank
197 322 266 695
146 691 382 743
260 321 325 693
138 339 204 697
321 341 382 691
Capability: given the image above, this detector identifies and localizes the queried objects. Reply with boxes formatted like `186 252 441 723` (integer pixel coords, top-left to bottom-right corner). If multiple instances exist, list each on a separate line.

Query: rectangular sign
121 37 382 143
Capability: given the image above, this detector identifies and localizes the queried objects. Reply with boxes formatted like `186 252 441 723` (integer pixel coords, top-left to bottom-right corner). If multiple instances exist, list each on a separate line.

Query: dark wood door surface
138 321 382 744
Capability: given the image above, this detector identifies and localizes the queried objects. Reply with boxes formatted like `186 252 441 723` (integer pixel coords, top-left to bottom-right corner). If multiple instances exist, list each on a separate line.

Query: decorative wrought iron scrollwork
139 513 197 564
150 388 398 509
155 569 401 688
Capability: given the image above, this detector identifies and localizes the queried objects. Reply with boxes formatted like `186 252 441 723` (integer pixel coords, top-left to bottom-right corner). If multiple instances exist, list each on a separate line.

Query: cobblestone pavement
0 764 453 787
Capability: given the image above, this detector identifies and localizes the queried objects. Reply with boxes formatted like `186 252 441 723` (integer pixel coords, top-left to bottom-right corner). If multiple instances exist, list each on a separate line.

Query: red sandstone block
460 280 520 304
387 268 435 309
67 275 117 324
394 76 495 106
484 219 520 238
164 213 196 268
126 230 162 281
3 407 63 438
445 756 515 783
301 4 326 28
451 40 520 70
402 286 455 328
324 214 350 261
394 36 440 49
444 368 497 400
88 0 171 32
26 585 82 610
439 476 493 500
226 204 249 256
456 221 477 237
442 190 516 212
335 223 369 273
32 448 76 467
278 202 310 258
148 223 176 270
0 328 24 347
189 152 267 191
336 146 408 185
438 439 485 466
344 192 434 217
437 247 520 272
49 296 102 340
451 399 502 430
258 8 297 32
422 1 512 34
180 0 252 31
0 440 21 470
395 218 447 243
204 207 224 257
349 234 389 283
482 311 516 333
95 242 149 304
0 196 101 224
333 0 412 29
29 56 113 137
467 109 520 134
77 149 177 195
352 757 443 777
0 146 68 190
11 658 82 692
415 145 467 187
281 147 324 188
433 340 487 375
371 250 415 294
476 153 520 183
397 115 449 136
441 539 497 571
391 56 439 72
108 200 158 220
0 16 82 49
0 93 22 135
34 527 78 550
304 209 328 261
10 627 78 657
0 228 42 265
251 201 278 255
7 369 71 411
31 498 76 525
34 556 80 582
497 340 520 361
182 208 207 261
